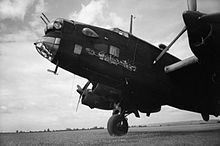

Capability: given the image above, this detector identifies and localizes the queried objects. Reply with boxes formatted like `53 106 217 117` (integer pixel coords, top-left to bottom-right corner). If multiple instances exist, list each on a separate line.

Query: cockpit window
82 28 99 38
111 28 129 38
74 44 82 55
42 37 55 44
110 45 120 57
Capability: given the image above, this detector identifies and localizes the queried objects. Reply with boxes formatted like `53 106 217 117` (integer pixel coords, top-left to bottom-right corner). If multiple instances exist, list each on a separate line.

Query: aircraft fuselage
35 18 219 115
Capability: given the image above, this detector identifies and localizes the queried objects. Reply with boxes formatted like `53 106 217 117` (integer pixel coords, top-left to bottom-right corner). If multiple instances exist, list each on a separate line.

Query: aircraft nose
34 37 61 61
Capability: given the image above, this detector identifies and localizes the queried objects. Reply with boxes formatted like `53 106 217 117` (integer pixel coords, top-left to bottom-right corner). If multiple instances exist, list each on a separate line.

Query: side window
109 45 120 57
74 44 82 55
94 43 108 53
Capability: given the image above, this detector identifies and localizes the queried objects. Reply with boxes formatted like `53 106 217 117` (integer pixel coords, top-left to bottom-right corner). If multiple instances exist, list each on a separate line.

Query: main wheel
107 114 128 136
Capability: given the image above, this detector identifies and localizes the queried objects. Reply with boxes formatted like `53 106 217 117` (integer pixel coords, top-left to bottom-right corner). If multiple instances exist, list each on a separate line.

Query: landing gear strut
107 114 128 136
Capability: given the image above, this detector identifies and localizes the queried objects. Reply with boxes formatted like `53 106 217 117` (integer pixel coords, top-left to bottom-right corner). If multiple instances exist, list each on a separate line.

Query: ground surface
0 123 220 146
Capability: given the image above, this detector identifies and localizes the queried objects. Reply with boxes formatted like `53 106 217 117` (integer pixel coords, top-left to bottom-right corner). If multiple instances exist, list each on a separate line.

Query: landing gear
201 113 209 121
107 114 128 136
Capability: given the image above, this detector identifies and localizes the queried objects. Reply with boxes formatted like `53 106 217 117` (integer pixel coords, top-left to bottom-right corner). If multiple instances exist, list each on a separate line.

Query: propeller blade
199 13 220 23
187 0 197 11
82 81 90 90
76 94 82 112
75 81 90 112
153 26 187 64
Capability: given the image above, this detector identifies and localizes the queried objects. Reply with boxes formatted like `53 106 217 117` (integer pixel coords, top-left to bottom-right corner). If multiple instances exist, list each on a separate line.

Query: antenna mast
129 15 135 34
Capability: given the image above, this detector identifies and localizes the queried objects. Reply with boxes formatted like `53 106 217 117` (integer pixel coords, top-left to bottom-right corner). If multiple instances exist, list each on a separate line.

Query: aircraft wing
164 56 207 88
164 55 220 115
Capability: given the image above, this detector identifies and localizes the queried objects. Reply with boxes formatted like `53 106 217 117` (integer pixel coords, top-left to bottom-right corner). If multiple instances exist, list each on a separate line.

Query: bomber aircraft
34 0 220 136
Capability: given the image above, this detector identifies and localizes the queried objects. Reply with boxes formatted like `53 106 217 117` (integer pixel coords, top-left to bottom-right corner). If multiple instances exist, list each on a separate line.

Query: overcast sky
0 0 219 132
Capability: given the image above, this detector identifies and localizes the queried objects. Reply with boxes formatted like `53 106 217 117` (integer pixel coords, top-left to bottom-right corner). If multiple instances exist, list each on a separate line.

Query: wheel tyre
107 114 128 136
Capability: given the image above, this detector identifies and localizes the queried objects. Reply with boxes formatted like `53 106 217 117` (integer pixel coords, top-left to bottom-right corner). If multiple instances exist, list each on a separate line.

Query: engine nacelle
82 83 121 110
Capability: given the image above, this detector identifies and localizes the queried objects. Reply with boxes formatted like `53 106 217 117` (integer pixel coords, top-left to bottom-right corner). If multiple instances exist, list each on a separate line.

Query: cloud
0 105 11 114
69 0 106 24
0 41 98 131
199 0 220 13
35 0 46 14
0 29 38 42
0 42 64 130
29 0 47 36
0 0 47 43
69 0 127 29
0 0 35 20
0 23 6 32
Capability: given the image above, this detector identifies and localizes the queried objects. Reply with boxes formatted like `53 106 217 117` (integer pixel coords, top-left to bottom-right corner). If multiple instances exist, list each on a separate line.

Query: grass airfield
0 121 220 146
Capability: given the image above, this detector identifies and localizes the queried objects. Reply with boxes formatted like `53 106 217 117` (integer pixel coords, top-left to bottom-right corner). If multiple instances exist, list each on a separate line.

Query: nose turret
34 36 61 61
34 18 64 61
44 18 63 34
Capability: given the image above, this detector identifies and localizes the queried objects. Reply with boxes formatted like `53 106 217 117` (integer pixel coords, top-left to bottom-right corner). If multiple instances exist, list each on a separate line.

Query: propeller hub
183 11 204 29
183 11 212 59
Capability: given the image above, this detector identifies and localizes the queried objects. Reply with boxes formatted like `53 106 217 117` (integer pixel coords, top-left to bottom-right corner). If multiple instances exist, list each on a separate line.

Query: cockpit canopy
82 28 99 38
111 28 129 38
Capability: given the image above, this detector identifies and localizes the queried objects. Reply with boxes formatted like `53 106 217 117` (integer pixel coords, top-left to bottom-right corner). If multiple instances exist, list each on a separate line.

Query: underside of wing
165 56 220 116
